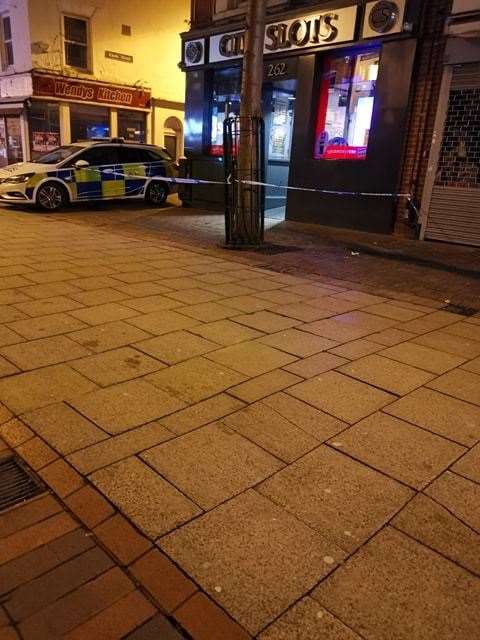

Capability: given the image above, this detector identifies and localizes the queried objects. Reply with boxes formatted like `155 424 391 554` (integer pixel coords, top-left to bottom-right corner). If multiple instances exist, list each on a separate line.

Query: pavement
0 200 479 639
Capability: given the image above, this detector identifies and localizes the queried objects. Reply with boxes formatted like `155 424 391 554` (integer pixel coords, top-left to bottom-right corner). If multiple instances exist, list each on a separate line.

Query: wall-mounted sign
209 5 358 63
105 50 133 63
184 39 205 66
32 74 151 108
362 0 406 39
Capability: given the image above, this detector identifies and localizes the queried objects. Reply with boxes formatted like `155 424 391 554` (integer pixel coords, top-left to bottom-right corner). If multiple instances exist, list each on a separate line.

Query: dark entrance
263 78 296 219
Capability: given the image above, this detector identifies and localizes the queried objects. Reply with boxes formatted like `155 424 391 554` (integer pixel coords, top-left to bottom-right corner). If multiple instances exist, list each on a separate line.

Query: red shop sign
32 74 151 109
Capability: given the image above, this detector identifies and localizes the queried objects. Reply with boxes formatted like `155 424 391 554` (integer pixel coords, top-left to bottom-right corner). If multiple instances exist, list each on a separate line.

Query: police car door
117 146 148 197
70 145 120 201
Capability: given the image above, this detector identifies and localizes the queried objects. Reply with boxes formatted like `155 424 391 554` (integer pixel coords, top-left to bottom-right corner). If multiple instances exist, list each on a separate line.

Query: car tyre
146 181 168 206
36 182 68 212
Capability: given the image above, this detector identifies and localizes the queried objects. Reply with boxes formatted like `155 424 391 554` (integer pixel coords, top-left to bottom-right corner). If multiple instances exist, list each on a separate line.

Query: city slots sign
209 5 358 63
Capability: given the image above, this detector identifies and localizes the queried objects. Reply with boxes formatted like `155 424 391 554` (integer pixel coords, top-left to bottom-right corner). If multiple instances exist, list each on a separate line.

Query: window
34 145 83 165
121 24 131 36
117 147 147 164
70 104 110 142
29 102 60 159
210 67 241 155
64 15 89 70
1 16 13 68
117 110 146 143
68 146 119 167
314 49 380 161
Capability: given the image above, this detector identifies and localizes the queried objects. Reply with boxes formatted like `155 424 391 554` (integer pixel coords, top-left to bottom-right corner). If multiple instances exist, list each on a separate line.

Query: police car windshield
34 146 84 164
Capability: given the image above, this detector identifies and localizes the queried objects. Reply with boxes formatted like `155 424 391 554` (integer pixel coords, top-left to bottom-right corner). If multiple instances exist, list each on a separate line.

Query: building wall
27 0 188 104
395 0 452 237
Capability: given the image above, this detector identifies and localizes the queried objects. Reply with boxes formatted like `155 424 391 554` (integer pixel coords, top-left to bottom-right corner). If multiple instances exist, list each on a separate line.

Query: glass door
5 116 23 164
263 79 296 217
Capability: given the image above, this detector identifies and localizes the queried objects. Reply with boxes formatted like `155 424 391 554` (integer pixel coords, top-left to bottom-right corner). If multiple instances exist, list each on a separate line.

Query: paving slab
7 313 87 340
14 296 83 317
257 329 337 358
67 320 151 353
392 493 480 576
147 356 246 404
218 295 276 313
119 294 181 313
67 421 173 474
442 321 480 343
224 401 322 463
231 311 301 334
259 446 411 552
0 365 97 414
427 369 480 406
177 302 239 322
160 490 345 635
333 290 387 306
22 402 107 454
188 319 264 346
91 456 201 538
164 288 222 305
288 371 395 423
331 412 465 489
363 302 427 321
413 331 480 359
269 302 336 322
384 387 480 446
70 346 165 386
69 302 139 326
302 311 397 343
400 311 464 334
135 331 219 364
70 379 185 434
282 351 347 378
462 356 480 374
368 327 417 346
328 338 382 360
379 342 466 374
160 394 245 435
69 287 129 306
0 335 91 371
258 597 362 640
338 354 435 395
142 422 283 509
126 309 200 335
425 471 480 532
205 342 296 377
452 445 480 484
312 527 480 640
228 369 301 403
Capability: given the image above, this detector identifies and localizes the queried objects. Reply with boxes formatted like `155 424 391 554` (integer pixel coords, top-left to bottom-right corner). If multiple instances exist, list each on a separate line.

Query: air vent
0 457 44 512
122 24 131 36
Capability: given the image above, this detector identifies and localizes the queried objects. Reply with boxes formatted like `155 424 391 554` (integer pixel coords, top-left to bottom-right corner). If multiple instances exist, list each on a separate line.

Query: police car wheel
146 182 168 206
36 183 67 211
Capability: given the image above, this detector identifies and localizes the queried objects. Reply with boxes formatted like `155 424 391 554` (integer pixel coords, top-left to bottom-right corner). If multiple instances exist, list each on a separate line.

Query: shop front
180 0 422 233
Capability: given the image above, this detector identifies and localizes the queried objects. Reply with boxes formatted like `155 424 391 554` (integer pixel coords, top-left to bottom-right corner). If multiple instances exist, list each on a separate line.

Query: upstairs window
1 16 14 68
64 15 89 70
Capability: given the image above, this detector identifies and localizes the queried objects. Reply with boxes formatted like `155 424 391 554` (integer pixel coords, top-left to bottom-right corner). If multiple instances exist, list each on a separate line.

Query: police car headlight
3 173 35 184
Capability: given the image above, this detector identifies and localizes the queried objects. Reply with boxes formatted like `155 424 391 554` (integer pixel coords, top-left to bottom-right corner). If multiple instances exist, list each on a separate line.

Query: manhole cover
0 457 44 512
443 304 478 317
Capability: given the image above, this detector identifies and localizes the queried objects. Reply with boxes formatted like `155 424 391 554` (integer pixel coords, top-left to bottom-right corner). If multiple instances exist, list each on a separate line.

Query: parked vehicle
0 138 178 211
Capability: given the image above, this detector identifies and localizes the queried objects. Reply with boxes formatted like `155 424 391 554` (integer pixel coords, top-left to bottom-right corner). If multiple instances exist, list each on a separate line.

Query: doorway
263 78 296 219
0 115 23 167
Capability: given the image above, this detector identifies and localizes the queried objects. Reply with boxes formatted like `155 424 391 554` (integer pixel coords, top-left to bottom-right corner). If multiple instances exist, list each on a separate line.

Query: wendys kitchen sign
32 74 151 109
208 5 358 63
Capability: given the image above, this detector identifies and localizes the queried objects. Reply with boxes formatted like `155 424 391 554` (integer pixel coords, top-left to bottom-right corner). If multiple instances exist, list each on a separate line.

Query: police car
0 138 178 211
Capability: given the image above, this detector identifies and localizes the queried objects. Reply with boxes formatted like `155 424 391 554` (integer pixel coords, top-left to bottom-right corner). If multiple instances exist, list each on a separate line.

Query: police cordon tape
151 175 418 213
101 166 418 213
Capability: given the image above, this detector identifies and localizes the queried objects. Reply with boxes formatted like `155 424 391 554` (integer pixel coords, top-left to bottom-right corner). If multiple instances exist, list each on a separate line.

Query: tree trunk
232 0 267 246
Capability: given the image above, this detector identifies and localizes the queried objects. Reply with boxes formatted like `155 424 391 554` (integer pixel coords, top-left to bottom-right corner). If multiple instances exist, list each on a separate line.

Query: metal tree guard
224 115 266 247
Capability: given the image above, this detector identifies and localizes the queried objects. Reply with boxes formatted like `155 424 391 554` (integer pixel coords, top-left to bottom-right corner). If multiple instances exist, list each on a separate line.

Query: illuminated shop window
210 67 241 156
314 49 380 161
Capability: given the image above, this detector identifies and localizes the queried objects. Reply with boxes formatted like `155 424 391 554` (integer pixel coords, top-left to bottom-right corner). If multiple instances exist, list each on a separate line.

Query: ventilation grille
0 457 44 512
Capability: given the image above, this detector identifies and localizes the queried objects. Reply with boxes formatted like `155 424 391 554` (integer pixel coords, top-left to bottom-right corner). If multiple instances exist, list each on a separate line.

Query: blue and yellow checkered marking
25 161 170 202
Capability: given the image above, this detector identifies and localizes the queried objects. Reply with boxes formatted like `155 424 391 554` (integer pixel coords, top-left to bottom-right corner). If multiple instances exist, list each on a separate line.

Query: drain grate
0 457 44 512
443 304 478 317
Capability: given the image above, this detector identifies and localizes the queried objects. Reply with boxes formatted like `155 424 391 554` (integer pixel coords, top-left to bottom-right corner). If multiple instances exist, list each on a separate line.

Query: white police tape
151 174 414 201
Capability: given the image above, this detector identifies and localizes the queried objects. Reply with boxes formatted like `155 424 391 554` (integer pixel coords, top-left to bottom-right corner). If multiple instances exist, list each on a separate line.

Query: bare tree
232 0 267 246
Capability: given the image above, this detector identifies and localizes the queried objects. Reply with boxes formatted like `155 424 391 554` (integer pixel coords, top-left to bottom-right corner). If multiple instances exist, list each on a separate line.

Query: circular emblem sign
185 41 203 64
368 1 400 34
